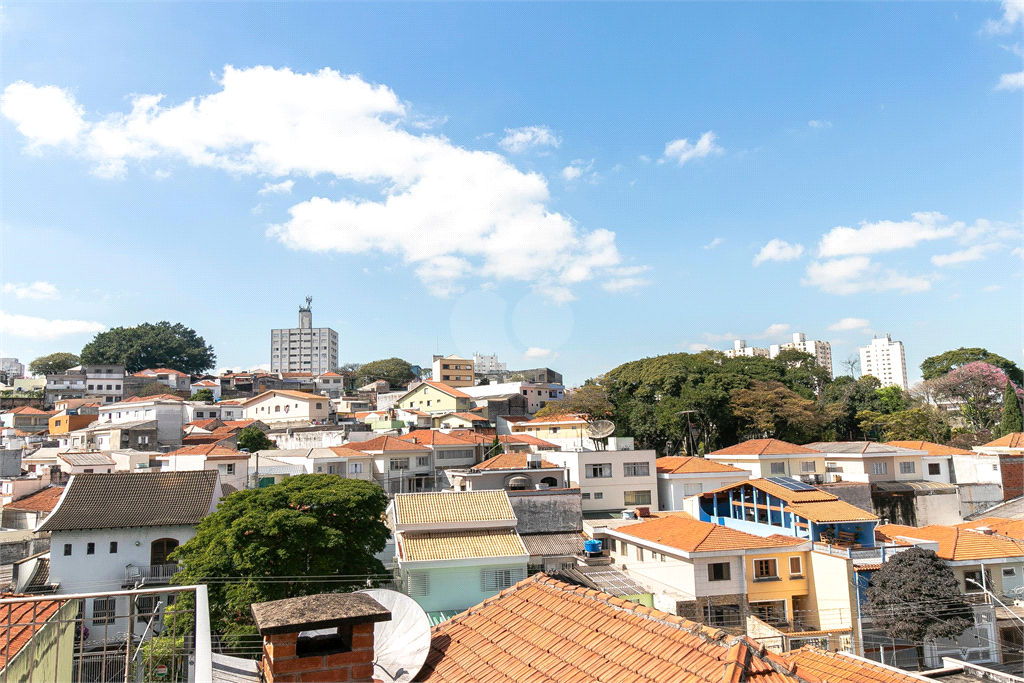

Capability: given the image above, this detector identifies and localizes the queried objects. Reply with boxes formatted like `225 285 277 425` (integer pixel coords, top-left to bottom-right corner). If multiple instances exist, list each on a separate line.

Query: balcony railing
123 563 182 587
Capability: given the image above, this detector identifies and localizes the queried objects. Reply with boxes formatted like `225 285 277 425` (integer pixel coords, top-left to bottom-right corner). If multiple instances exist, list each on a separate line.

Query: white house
655 456 751 511
189 379 222 401
241 390 330 426
184 400 245 422
56 451 115 475
346 435 435 495
157 444 249 494
39 471 221 646
543 448 659 512
97 395 187 447
461 381 565 414
133 368 192 393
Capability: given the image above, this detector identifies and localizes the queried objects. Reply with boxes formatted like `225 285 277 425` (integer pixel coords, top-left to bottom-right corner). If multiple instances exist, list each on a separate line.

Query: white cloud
638 155 651 163
985 0 1024 33
660 131 722 165
601 266 651 293
153 168 172 180
761 323 791 339
0 311 105 339
1 281 59 299
2 67 632 300
753 239 804 266
808 120 832 129
561 159 593 181
931 243 1002 266
983 284 1003 292
702 237 724 250
688 343 712 352
828 317 871 331
0 81 87 148
498 125 561 153
258 179 294 195
817 211 959 257
996 71 1024 91
524 347 552 359
802 256 932 295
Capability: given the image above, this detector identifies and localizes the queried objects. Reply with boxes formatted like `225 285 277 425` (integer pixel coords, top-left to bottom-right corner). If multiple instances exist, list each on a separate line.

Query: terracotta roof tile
519 413 589 426
979 432 1024 448
401 430 479 446
164 444 248 458
136 368 189 376
441 412 490 422
4 486 65 513
400 528 528 562
326 446 373 459
708 439 821 456
787 647 925 683
785 500 878 523
876 523 1024 561
471 454 559 471
0 598 68 669
394 490 516 526
656 456 748 475
421 381 471 399
121 394 184 403
616 516 805 553
884 440 976 456
348 435 430 452
957 516 1024 540
706 478 838 503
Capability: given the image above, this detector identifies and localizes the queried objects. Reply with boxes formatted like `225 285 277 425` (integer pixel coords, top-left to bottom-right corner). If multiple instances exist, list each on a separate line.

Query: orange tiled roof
979 432 1024 448
785 500 878 523
618 515 806 553
400 528 527 562
787 647 926 683
706 478 838 503
122 394 184 403
5 486 65 513
221 420 255 429
708 439 821 456
656 456 748 475
5 406 54 415
347 435 430 452
441 412 489 422
163 444 248 459
519 413 589 425
958 517 1024 540
876 523 1024 561
885 440 976 456
421 381 471 399
0 598 67 669
471 454 559 471
417 574 815 683
187 418 223 430
243 389 325 403
326 446 371 459
400 430 479 447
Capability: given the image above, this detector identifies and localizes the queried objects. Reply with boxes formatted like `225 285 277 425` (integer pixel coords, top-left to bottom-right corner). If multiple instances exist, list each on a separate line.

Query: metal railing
0 585 211 683
123 565 182 588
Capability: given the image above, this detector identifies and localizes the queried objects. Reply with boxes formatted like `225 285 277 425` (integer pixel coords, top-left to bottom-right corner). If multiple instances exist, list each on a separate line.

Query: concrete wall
545 449 658 512
806 551 856 633
913 491 963 526
508 489 582 534
657 472 749 512
400 561 527 613
819 482 874 515
2 601 76 683
956 483 1006 518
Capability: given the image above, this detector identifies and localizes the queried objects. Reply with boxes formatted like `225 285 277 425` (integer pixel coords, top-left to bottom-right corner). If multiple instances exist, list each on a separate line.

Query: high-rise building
473 352 506 375
770 333 833 379
0 358 25 380
724 340 770 358
270 297 338 375
431 354 475 388
859 334 908 390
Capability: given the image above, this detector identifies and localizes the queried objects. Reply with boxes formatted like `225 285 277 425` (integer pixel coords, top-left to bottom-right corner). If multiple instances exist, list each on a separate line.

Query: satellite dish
358 589 431 683
586 420 615 439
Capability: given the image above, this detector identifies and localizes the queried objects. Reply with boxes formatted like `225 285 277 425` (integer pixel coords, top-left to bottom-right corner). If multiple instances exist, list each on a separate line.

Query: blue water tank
584 540 602 554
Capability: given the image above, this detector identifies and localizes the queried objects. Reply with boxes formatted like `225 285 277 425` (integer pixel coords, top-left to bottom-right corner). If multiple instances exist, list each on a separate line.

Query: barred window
408 572 430 597
481 567 526 593
623 462 650 477
93 598 116 625
769 462 786 474
437 449 475 460
390 458 409 470
623 490 652 506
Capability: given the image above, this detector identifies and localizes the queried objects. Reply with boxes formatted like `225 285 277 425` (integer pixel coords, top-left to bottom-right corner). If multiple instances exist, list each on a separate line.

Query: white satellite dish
586 420 615 439
358 589 431 683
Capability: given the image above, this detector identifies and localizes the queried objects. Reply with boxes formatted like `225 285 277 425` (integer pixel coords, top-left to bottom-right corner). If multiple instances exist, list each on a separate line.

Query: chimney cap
251 593 392 635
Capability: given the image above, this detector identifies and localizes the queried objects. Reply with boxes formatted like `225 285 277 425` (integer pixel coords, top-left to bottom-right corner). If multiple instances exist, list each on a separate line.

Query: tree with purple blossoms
927 361 1024 433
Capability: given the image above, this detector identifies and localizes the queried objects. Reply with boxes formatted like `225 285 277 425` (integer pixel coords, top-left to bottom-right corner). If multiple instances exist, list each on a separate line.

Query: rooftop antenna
358 589 430 683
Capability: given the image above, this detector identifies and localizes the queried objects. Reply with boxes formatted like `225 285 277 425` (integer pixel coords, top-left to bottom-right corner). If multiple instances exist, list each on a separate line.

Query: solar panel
765 476 817 491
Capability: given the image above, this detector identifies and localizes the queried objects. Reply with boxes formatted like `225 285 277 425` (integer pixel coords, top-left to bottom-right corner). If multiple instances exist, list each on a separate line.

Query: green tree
876 385 908 414
172 476 389 640
189 388 215 403
865 547 973 670
857 407 951 443
80 321 215 374
730 380 822 443
534 382 614 419
138 382 172 397
237 425 274 452
921 347 1023 385
775 349 831 398
356 357 415 387
1000 380 1023 436
28 352 80 376
820 375 882 440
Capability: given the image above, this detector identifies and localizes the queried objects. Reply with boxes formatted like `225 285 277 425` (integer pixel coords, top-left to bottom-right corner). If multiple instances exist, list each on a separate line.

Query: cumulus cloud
762 323 791 339
931 243 1002 266
996 71 1024 91
702 237 724 250
660 131 722 165
2 281 59 299
808 120 832 129
258 179 294 195
0 311 105 339
817 211 959 257
524 347 552 359
983 284 1003 292
828 317 871 331
802 256 932 295
498 125 561 153
601 266 651 293
753 239 804 266
561 159 594 181
985 0 1024 33
1 66 633 299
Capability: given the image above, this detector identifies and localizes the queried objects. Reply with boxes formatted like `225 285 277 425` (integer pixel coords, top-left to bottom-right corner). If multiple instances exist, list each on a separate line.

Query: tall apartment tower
770 333 834 379
0 358 25 380
859 334 908 390
270 297 339 375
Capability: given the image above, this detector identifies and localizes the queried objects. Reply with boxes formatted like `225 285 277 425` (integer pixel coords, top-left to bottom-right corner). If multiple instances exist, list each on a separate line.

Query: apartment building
472 352 506 375
724 339 770 358
859 334 908 390
430 354 475 388
543 448 659 512
770 333 834 379
0 358 24 380
269 298 338 375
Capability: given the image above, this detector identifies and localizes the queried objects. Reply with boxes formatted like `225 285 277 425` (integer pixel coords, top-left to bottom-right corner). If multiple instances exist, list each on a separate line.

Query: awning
871 481 956 495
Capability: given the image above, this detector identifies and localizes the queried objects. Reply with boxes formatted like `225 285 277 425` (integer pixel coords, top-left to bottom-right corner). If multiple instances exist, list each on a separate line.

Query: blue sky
1 2 1021 385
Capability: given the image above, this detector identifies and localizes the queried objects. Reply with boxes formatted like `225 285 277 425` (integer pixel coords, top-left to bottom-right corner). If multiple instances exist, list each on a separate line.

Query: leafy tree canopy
857 407 951 443
28 352 80 376
189 389 215 403
1000 380 1023 436
237 425 274 452
80 322 215 375
138 382 173 397
876 385 908 414
921 347 1023 385
730 380 821 443
865 547 973 668
534 382 614 419
356 357 415 387
172 476 389 638
926 361 1020 433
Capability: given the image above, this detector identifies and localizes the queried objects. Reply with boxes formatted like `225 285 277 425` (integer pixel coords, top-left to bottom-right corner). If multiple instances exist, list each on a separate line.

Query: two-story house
446 453 570 492
157 444 250 494
133 368 191 393
705 439 828 481
95 395 187 448
395 381 472 415
511 413 634 452
543 448 659 513
241 390 329 426
347 435 435 494
39 471 221 646
399 430 479 472
388 490 529 618
655 456 750 511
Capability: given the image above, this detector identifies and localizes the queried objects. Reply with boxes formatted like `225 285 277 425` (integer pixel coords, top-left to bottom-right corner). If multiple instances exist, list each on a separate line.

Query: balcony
123 563 182 587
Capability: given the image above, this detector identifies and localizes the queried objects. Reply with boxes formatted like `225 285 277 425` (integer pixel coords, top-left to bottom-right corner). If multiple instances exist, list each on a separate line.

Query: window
623 462 650 477
928 463 941 475
218 463 235 475
620 542 628 556
586 463 612 478
581 492 591 499
349 463 362 474
702 605 741 627
110 542 118 554
93 598 116 625
87 542 95 555
964 569 992 592
637 548 644 561
789 556 803 576
481 568 525 592
593 492 603 500
801 461 816 472
438 449 474 460
135 596 156 623
1003 567 1016 577
84 469 94 474
708 562 731 581
315 403 322 410
390 458 409 470
683 483 703 497
899 462 915 474
63 544 72 556
871 462 888 475
408 572 430 597
769 462 786 475
88 385 94 390
623 490 652 506
754 559 778 580
417 456 430 467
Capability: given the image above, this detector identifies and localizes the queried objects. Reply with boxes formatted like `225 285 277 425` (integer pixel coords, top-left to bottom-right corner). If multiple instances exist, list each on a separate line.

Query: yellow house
396 381 472 414
744 548 812 628
511 413 588 441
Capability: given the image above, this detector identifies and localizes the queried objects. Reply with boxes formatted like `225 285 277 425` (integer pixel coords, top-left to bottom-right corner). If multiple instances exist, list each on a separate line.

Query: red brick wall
1001 455 1023 500
261 623 376 683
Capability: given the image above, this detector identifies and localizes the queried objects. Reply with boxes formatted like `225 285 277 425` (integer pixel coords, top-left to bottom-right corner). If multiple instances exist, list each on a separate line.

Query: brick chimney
251 593 392 683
